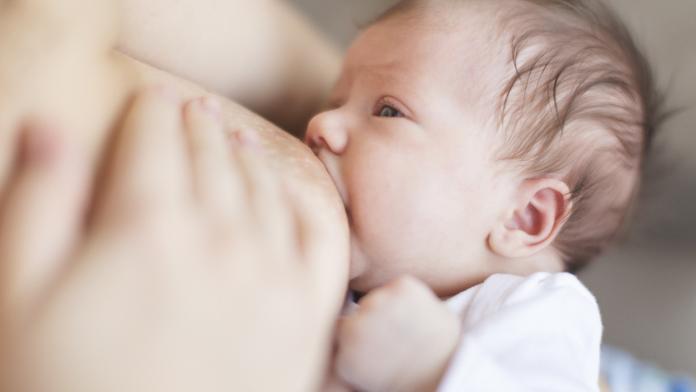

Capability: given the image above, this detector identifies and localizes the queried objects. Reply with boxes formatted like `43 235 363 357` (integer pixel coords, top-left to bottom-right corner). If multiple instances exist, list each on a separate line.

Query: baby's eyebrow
343 55 403 82
336 61 428 112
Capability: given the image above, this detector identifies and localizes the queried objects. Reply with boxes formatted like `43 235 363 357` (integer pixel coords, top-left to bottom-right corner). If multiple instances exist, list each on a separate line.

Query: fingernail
200 97 222 120
152 84 178 100
235 129 261 148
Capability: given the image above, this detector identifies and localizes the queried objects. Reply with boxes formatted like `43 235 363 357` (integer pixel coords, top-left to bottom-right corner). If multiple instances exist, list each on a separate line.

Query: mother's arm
117 0 342 135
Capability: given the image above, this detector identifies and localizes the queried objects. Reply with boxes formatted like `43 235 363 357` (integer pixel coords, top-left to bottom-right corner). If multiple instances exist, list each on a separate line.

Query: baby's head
305 0 660 296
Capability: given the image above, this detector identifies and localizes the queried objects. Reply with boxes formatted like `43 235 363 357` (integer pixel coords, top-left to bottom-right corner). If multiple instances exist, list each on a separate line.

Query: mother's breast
221 97 350 242
127 55 350 276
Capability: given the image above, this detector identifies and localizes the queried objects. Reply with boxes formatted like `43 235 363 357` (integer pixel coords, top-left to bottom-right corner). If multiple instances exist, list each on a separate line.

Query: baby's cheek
351 197 425 268
355 171 419 232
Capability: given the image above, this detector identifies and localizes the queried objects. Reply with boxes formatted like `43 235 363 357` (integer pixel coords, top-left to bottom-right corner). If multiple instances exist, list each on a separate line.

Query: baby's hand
336 277 461 392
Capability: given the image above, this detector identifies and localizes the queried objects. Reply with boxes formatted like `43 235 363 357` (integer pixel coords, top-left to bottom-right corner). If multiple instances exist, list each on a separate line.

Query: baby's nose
305 111 348 155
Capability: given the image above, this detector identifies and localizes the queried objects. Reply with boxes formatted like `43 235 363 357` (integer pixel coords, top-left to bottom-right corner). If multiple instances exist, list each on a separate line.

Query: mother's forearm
3 0 120 47
117 0 341 135
0 0 131 188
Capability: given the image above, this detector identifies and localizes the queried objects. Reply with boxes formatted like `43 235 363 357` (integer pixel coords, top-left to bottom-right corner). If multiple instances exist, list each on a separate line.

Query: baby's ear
488 178 572 258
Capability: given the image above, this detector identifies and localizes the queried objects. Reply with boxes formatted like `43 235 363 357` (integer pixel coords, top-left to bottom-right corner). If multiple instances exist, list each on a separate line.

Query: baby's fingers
0 124 89 313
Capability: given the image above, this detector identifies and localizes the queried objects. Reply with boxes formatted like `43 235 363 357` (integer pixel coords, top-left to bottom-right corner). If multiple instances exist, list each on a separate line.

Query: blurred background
289 0 696 376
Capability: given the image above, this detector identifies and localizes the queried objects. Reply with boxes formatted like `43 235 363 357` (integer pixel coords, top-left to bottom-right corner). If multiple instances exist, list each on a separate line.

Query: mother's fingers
93 87 190 229
228 130 296 262
183 97 238 218
0 124 89 312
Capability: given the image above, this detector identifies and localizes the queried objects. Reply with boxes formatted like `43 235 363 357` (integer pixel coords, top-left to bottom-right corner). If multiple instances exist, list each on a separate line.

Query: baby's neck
493 249 566 278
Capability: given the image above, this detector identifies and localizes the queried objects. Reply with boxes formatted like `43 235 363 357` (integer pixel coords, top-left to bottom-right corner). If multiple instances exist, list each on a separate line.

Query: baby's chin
348 268 405 294
347 238 367 280
348 274 377 294
346 254 399 294
347 232 414 293
346 238 384 292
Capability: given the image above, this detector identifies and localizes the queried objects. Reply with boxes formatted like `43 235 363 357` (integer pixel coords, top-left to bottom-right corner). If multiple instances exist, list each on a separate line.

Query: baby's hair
376 0 665 272
496 0 665 271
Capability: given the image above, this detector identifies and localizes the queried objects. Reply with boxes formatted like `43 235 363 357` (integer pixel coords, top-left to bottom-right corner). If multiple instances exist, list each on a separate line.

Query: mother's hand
0 88 346 392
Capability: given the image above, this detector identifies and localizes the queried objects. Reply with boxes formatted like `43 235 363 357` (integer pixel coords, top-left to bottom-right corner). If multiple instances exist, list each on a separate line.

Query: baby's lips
315 149 349 209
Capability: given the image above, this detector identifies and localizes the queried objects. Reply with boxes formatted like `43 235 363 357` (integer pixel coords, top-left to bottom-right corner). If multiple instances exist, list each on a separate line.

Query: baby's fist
336 276 461 392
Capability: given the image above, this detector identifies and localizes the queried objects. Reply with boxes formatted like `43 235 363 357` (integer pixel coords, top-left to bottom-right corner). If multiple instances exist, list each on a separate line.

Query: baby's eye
375 104 404 118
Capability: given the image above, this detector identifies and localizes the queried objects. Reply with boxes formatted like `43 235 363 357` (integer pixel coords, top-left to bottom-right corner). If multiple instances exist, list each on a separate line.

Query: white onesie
437 272 602 392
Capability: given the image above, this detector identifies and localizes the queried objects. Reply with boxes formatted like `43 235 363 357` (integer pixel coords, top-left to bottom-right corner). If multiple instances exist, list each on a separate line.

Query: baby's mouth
337 186 351 225
334 182 351 223
314 149 350 216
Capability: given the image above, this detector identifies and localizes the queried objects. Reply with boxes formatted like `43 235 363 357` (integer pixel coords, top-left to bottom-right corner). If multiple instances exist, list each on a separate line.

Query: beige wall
289 0 696 375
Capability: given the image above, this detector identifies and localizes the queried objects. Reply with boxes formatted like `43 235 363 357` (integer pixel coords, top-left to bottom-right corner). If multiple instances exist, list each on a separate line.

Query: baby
304 0 660 391
0 0 656 389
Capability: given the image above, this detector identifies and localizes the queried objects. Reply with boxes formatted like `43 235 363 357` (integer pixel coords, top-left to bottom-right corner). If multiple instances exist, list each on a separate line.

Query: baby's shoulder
440 278 602 391
447 272 601 333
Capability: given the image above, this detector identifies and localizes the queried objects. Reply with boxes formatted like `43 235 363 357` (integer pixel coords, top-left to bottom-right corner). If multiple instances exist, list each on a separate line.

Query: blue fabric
601 345 695 392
